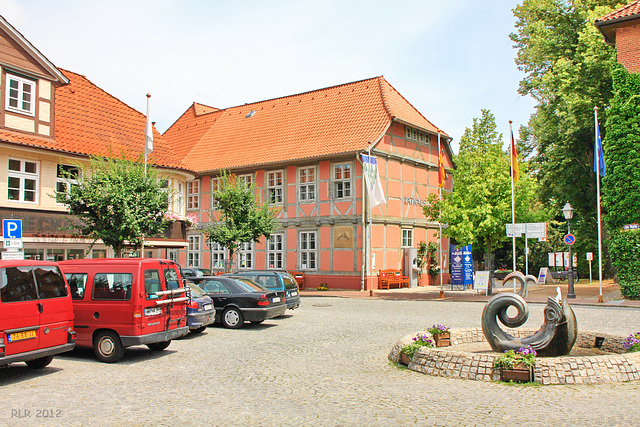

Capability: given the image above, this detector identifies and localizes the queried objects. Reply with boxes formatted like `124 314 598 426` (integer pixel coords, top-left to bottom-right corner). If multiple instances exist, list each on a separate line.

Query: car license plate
203 304 213 311
272 297 281 303
8 329 36 342
290 291 298 296
144 307 162 316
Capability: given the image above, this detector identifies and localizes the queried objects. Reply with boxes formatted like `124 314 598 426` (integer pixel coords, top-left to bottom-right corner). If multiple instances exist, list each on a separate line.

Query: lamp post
562 202 576 299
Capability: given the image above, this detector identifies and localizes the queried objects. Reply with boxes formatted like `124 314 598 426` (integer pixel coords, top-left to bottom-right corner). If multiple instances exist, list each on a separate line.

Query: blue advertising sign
451 244 473 287
3 219 22 239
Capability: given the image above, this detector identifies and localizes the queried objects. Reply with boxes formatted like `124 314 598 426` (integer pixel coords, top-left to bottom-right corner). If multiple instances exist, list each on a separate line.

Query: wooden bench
289 271 305 290
378 269 409 289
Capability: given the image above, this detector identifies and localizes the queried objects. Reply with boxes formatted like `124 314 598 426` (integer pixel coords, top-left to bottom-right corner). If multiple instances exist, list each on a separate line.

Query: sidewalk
300 280 640 308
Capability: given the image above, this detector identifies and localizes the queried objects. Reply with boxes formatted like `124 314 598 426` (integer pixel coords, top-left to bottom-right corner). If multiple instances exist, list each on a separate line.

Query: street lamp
562 202 576 299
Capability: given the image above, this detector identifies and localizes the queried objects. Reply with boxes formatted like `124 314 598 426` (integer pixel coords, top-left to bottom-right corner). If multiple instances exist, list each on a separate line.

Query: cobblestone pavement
2 297 640 426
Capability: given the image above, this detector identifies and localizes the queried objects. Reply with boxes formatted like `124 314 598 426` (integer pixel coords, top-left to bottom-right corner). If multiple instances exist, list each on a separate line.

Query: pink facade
169 121 452 291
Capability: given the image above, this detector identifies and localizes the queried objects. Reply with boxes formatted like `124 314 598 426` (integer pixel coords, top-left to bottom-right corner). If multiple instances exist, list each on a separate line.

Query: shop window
267 234 283 269
267 170 283 204
188 235 201 267
187 180 200 210
8 158 38 203
6 73 35 116
298 166 316 202
333 163 351 199
299 231 317 270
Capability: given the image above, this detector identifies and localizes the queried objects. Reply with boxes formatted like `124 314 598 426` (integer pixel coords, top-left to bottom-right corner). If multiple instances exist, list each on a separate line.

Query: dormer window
6 74 35 116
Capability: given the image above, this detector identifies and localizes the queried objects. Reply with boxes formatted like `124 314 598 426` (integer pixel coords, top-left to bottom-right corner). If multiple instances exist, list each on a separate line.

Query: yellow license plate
8 330 36 342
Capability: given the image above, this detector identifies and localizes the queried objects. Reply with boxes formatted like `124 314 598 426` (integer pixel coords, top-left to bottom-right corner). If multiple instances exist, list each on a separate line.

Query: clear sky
1 0 537 153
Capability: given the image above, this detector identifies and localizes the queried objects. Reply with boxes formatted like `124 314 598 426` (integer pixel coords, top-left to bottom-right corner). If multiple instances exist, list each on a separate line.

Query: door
33 264 73 350
142 268 169 334
0 265 40 355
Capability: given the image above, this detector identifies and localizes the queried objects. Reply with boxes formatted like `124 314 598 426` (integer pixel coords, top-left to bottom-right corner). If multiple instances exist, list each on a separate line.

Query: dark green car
223 270 301 310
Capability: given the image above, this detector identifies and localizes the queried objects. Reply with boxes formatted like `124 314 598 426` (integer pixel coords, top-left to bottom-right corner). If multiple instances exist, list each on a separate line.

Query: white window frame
238 174 253 188
167 248 178 263
6 73 36 116
208 241 226 269
402 229 413 248
187 180 200 210
187 235 201 267
267 170 283 204
176 181 185 216
56 164 80 205
7 158 39 203
299 231 317 270
237 241 254 270
298 166 316 202
211 177 222 210
333 162 352 199
267 234 284 269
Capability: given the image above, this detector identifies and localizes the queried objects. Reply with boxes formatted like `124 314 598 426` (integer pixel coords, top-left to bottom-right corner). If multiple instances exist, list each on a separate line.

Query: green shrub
609 229 640 299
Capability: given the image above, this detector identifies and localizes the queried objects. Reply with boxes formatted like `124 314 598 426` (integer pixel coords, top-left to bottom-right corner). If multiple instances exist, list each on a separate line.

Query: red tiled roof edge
595 0 640 24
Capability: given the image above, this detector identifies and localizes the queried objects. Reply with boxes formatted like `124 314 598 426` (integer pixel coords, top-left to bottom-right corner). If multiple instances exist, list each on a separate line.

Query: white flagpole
509 120 516 292
368 142 373 296
438 133 444 298
144 94 151 176
595 107 604 303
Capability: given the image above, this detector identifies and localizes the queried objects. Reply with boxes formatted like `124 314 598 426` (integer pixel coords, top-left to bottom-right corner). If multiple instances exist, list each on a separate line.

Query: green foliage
204 172 277 268
60 156 170 256
400 334 433 359
608 230 640 299
601 66 640 298
510 0 619 276
493 348 536 369
423 109 543 268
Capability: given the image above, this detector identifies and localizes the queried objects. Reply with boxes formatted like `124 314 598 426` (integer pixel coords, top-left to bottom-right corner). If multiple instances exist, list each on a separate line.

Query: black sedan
189 276 286 329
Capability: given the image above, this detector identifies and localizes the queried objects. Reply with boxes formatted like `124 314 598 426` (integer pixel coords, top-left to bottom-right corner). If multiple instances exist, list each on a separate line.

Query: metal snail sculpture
481 289 578 357
499 271 537 297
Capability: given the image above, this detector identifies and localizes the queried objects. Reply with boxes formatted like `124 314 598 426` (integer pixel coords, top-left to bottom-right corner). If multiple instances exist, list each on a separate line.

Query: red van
59 258 189 363
0 260 76 369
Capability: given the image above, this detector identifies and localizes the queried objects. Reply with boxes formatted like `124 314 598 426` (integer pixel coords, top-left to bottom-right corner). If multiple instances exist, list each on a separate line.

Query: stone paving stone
1 298 640 425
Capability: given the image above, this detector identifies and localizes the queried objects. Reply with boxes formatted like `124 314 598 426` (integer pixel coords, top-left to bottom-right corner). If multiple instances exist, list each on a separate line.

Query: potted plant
493 345 537 382
427 324 451 347
624 332 640 352
399 334 433 365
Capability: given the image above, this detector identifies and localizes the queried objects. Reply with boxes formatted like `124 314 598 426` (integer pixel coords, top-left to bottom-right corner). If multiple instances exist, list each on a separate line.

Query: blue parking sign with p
3 219 22 239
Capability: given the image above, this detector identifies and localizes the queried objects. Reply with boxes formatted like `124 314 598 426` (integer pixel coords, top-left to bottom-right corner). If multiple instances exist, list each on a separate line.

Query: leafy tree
602 65 640 298
510 0 619 275
59 156 170 257
423 109 543 270
204 172 278 271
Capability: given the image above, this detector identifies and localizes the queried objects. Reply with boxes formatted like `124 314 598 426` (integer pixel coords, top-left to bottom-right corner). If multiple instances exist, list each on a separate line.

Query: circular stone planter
389 327 640 385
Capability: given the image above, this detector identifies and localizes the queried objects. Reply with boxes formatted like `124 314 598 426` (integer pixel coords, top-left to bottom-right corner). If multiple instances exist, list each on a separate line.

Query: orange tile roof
0 69 191 171
164 77 448 173
52 69 190 170
596 0 640 24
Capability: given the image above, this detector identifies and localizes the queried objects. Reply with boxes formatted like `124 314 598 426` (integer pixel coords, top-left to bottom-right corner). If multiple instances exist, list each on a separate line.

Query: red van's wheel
25 355 54 369
147 341 171 351
93 331 125 363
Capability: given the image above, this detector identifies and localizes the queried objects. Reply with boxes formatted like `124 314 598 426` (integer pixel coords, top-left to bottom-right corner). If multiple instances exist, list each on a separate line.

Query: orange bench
378 269 409 289
289 271 305 290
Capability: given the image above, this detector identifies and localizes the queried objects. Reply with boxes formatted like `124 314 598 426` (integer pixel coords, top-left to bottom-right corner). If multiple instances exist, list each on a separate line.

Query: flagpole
144 94 151 176
368 141 373 297
438 133 444 298
509 120 517 292
595 107 604 303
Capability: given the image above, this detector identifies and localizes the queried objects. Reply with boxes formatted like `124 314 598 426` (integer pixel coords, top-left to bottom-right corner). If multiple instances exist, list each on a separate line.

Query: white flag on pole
361 154 386 209
145 94 153 152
